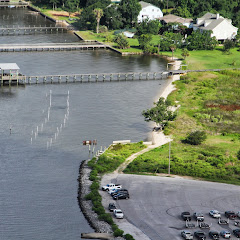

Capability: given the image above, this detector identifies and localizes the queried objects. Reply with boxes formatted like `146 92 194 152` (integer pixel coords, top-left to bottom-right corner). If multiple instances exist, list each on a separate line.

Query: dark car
112 192 129 200
225 211 237 219
233 229 240 238
111 189 129 196
181 212 191 221
209 231 220 240
194 231 206 240
108 203 117 212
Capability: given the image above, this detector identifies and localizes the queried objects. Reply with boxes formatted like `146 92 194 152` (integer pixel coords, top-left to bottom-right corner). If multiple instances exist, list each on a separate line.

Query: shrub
237 149 240 160
183 130 207 145
114 228 124 237
90 181 100 191
98 213 114 225
93 206 105 215
124 234 135 240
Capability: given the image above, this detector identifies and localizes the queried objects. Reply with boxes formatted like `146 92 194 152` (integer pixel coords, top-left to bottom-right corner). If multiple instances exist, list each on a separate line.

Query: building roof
199 18 225 31
199 12 222 20
0 63 20 70
160 14 192 24
139 1 154 9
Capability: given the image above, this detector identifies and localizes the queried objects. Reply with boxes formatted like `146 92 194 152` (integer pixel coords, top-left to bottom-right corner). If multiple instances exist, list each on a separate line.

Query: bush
114 228 124 237
183 130 207 145
93 206 105 215
237 149 240 160
124 234 135 240
98 213 114 225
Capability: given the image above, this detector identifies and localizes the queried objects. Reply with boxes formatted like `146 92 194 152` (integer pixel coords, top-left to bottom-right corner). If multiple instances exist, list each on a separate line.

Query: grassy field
124 70 240 184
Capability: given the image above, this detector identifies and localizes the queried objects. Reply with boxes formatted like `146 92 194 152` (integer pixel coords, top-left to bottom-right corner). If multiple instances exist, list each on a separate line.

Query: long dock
0 42 107 52
0 26 74 35
0 2 29 8
4 71 169 85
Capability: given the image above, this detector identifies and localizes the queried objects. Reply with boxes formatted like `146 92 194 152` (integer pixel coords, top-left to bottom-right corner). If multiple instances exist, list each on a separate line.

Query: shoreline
78 58 182 239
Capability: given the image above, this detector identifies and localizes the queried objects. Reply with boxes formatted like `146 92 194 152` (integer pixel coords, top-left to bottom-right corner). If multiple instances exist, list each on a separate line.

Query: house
110 0 121 3
160 14 193 28
193 12 238 41
137 1 163 22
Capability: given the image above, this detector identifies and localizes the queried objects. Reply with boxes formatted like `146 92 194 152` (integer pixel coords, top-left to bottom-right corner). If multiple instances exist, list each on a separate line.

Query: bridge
0 25 74 35
0 42 107 52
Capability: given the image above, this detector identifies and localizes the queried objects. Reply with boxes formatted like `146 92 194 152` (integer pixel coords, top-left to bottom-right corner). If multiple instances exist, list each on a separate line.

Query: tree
170 44 176 60
181 48 189 60
93 8 103 34
49 0 59 10
186 30 217 50
159 32 183 51
64 0 78 18
137 19 161 36
102 5 123 30
113 34 129 49
142 97 177 129
183 130 207 145
119 0 141 27
223 39 235 54
137 34 152 49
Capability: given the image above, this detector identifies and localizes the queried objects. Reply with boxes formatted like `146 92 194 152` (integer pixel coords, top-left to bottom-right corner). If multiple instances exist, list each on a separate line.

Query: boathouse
0 63 20 85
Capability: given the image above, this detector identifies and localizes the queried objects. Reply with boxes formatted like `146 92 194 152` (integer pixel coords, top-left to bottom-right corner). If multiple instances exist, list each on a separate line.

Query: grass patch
124 70 240 184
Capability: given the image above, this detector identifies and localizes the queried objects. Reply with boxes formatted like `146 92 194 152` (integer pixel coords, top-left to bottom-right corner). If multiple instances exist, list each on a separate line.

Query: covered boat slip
0 63 23 85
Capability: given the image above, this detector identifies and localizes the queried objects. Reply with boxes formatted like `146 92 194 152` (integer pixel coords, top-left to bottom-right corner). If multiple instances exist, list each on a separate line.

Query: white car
209 210 221 218
113 209 124 219
181 230 193 239
220 230 231 238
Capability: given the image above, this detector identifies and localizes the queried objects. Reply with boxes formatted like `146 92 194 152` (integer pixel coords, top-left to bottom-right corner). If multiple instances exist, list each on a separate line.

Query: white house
137 1 163 23
193 13 238 41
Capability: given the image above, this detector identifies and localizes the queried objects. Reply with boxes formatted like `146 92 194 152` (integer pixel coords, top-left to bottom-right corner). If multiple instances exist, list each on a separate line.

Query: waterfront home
138 1 163 22
192 12 238 41
160 14 193 28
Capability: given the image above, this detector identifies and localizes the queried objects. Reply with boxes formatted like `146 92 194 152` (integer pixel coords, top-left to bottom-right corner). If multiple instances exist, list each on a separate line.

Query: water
0 7 168 240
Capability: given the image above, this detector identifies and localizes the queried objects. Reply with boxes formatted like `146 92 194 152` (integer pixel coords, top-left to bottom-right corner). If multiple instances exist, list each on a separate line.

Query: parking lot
101 174 240 240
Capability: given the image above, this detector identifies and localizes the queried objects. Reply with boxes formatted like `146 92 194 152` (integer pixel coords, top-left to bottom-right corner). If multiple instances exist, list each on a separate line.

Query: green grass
124 70 240 184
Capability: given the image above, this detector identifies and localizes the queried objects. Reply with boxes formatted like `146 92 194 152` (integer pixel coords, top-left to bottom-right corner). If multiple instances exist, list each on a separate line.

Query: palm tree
93 8 103 34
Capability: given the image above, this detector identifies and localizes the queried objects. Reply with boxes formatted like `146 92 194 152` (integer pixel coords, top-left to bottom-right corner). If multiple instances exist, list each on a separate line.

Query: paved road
105 174 240 240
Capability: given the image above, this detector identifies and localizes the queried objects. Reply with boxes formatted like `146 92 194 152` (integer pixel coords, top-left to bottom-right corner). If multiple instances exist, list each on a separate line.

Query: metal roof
0 63 20 70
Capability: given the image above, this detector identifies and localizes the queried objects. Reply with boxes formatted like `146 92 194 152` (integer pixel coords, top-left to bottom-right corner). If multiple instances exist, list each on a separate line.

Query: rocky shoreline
78 159 113 233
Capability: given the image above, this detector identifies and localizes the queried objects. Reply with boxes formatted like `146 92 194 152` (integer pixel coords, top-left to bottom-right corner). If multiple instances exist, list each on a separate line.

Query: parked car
102 183 122 191
113 209 124 219
209 210 221 218
220 230 231 239
193 212 204 221
209 231 220 240
112 192 129 200
233 229 240 238
181 230 193 239
225 211 237 219
194 231 206 240
108 203 116 212
237 211 240 218
111 189 129 196
181 212 191 221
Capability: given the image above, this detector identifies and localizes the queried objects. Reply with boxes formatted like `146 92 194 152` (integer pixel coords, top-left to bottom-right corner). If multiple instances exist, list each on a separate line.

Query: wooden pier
0 1 29 8
0 42 107 52
0 26 74 35
14 71 170 85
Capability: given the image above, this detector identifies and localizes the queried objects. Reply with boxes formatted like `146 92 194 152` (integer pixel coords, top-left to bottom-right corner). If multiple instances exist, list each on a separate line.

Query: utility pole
168 141 171 175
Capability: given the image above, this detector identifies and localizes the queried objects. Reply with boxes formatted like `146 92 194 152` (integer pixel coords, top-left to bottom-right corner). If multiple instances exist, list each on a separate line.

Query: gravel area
78 160 113 233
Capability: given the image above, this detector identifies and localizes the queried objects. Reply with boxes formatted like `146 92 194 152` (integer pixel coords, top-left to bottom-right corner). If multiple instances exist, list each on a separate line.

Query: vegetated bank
78 142 146 240
124 70 240 185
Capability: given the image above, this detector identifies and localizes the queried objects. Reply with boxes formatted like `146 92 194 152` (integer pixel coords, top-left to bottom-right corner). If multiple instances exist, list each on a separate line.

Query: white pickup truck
102 183 122 191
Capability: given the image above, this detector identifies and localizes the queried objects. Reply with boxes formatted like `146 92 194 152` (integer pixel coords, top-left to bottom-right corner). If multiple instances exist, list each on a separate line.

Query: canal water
0 7 168 240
